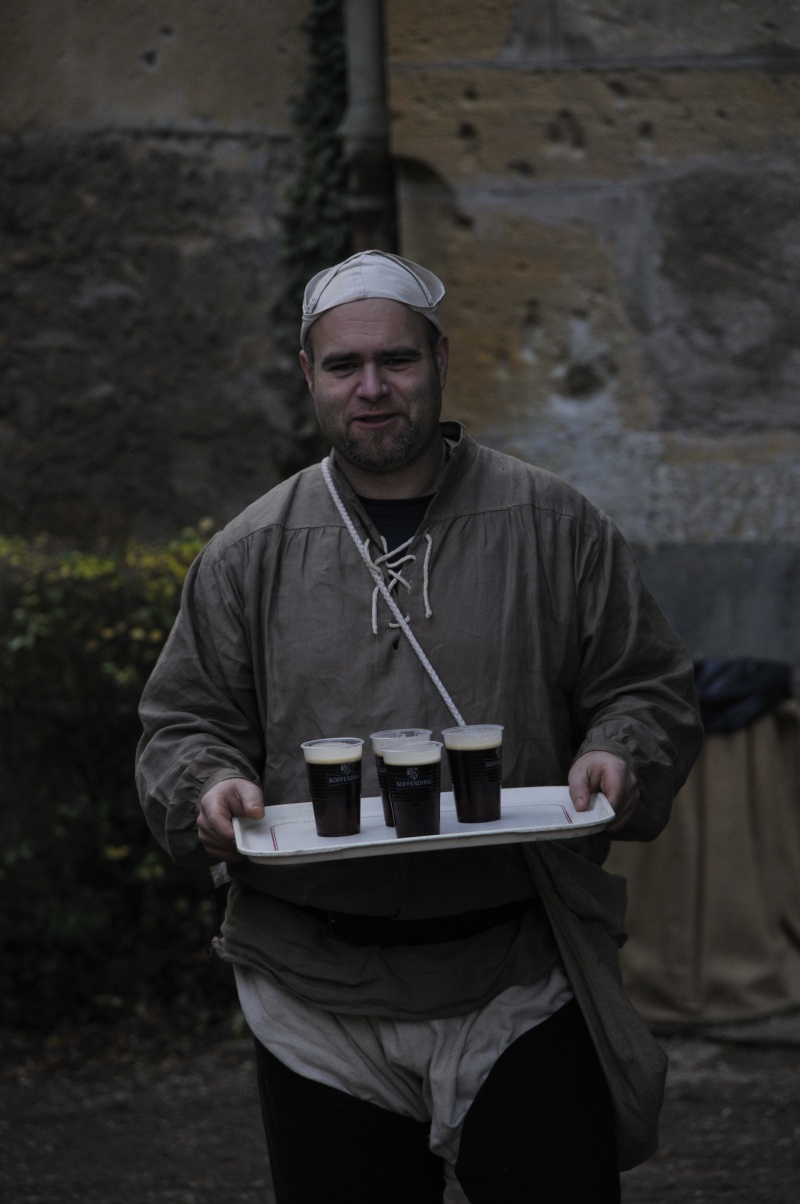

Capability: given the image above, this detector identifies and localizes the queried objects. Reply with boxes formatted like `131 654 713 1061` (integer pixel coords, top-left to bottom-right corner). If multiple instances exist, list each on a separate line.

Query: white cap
301 249 445 344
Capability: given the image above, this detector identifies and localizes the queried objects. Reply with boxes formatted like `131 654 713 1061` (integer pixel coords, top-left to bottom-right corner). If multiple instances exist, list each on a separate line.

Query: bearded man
137 250 702 1204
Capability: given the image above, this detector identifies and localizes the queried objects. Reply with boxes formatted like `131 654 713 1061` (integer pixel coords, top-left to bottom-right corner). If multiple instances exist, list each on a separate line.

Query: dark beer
301 739 362 837
373 752 394 825
383 743 442 838
442 726 503 823
370 729 432 827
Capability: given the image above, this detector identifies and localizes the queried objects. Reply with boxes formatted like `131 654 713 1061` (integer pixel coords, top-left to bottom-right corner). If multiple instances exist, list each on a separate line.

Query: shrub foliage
0 522 236 1036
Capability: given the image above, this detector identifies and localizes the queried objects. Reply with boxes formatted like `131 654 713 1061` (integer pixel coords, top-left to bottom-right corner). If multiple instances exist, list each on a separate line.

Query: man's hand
197 777 265 861
568 751 639 832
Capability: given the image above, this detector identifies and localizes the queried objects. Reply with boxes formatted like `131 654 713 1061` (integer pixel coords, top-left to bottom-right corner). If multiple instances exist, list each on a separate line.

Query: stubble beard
329 372 443 476
341 419 421 474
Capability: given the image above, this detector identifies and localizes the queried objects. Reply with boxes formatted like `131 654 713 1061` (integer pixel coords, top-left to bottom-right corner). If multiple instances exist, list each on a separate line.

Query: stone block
397 177 652 437
506 0 800 64
398 158 800 566
633 542 800 678
387 0 518 62
389 67 800 184
388 1 800 66
0 0 308 132
0 132 311 541
646 167 800 433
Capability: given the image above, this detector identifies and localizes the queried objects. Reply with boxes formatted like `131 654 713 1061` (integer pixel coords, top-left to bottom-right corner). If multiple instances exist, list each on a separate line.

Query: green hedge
0 523 238 1037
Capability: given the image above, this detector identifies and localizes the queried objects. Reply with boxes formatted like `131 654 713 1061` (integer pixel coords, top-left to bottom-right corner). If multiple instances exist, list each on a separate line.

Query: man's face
300 298 448 480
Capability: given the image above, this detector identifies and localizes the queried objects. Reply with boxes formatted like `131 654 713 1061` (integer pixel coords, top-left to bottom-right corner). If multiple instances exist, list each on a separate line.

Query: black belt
301 899 529 947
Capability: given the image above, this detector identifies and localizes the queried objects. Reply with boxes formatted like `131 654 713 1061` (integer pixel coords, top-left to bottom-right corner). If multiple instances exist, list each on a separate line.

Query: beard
340 419 421 474
317 370 444 478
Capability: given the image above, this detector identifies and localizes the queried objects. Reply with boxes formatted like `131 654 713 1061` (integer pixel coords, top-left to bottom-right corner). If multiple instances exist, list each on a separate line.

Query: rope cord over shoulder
320 456 466 727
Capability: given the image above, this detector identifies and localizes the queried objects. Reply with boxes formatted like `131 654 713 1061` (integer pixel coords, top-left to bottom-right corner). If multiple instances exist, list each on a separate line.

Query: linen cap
301 249 445 344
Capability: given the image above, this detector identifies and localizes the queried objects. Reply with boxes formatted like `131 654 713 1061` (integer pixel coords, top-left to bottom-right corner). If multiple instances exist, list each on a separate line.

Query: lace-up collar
320 451 466 726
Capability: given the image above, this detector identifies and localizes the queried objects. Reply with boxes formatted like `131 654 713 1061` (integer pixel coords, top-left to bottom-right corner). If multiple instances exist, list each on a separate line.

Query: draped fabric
607 702 800 1024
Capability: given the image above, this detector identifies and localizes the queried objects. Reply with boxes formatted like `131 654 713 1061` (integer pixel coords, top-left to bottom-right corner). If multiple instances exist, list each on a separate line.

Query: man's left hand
568 751 639 832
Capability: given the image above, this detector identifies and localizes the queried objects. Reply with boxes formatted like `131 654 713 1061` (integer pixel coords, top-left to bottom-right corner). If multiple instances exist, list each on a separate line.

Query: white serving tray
233 786 614 865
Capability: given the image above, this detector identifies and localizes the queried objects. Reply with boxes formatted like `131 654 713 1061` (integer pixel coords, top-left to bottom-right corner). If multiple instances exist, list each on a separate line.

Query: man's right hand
197 777 265 861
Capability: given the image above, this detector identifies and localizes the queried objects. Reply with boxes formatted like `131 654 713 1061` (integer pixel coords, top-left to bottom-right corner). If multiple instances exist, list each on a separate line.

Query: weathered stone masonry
0 130 306 540
388 0 800 675
1 0 798 673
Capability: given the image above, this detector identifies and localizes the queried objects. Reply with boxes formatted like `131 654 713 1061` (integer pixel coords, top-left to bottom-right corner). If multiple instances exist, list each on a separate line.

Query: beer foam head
371 729 433 754
301 250 445 345
301 738 363 764
382 740 443 767
441 725 504 751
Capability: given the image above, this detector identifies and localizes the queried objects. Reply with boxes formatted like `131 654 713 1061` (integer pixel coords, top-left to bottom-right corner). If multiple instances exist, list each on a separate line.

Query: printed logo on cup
407 767 419 780
326 765 359 784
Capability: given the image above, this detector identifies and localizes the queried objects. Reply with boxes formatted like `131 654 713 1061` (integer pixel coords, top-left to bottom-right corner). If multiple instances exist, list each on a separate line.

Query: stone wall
1 0 798 675
387 0 800 676
0 0 313 541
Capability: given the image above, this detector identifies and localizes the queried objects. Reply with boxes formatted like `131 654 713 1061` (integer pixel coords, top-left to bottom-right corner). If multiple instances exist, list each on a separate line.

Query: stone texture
483 425 800 545
395 193 653 438
648 167 800 433
504 0 800 63
0 131 311 540
389 12 800 678
387 0 519 62
633 543 800 671
389 0 800 65
396 154 800 565
1 0 307 132
0 0 797 677
389 68 800 185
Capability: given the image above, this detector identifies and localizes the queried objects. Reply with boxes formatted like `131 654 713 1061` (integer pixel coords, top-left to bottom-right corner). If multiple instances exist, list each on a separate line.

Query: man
137 250 702 1203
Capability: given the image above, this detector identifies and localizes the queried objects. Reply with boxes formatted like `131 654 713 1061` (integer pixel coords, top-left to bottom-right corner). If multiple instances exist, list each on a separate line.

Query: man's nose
357 362 387 399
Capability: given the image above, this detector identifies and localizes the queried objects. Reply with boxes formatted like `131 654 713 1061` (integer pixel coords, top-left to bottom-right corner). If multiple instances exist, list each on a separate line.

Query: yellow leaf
104 845 132 861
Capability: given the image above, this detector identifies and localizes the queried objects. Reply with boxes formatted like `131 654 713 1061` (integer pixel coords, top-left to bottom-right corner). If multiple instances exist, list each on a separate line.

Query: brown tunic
136 423 702 1166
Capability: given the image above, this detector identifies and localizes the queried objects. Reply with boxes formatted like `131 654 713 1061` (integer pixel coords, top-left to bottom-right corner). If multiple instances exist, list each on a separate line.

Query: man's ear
299 349 314 393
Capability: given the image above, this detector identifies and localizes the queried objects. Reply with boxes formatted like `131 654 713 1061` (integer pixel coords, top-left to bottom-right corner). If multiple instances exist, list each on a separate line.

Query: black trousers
254 998 621 1204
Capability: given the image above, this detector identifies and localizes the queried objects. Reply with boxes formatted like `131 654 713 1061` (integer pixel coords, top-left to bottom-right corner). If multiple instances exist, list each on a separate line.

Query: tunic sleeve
135 535 265 865
569 518 703 841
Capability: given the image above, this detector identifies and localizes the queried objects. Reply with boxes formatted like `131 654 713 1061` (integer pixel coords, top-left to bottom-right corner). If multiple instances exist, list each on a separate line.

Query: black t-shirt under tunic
357 495 433 551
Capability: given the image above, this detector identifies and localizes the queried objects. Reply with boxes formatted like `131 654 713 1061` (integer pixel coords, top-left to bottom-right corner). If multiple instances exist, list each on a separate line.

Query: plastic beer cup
370 728 432 826
301 738 363 837
383 741 443 838
441 725 503 823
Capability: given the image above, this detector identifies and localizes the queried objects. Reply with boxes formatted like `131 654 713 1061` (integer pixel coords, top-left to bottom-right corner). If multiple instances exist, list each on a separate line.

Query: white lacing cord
370 537 433 631
421 534 433 618
372 538 415 633
321 457 466 727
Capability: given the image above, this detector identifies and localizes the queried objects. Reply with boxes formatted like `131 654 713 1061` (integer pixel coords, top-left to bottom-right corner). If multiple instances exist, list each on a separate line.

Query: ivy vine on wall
276 0 351 322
